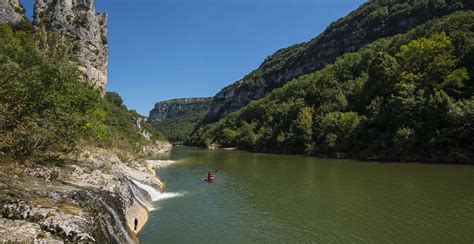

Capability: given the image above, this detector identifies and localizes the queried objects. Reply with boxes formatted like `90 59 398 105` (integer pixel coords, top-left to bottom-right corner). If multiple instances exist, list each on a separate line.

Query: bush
105 92 124 107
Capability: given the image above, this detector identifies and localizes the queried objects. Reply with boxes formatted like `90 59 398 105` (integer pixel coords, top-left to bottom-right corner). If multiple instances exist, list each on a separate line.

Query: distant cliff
149 98 212 144
149 98 212 123
0 0 25 24
34 0 108 89
202 0 474 125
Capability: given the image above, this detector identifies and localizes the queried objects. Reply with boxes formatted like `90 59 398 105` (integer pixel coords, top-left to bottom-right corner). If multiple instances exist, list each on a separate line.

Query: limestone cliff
149 98 212 144
149 97 212 123
0 0 24 24
34 0 108 89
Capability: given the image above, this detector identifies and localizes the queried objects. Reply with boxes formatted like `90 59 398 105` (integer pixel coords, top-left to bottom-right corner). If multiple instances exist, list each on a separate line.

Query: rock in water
0 0 25 24
34 0 108 89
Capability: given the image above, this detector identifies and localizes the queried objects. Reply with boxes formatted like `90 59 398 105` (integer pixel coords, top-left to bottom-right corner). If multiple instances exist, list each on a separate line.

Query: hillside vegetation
149 98 212 144
0 23 164 163
202 0 474 125
102 92 165 152
154 110 209 144
190 12 474 163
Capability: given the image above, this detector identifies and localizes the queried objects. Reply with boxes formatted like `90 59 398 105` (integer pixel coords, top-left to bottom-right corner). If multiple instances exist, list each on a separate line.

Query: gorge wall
149 98 212 123
202 0 474 125
34 0 108 89
149 98 212 144
0 0 24 24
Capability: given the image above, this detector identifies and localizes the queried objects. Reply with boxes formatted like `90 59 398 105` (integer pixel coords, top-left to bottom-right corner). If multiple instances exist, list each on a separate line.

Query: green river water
139 147 474 243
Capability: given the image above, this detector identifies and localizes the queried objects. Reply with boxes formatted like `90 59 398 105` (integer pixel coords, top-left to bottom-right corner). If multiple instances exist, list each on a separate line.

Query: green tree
236 122 257 150
393 126 416 150
105 92 124 107
317 112 363 153
364 52 400 101
294 106 314 153
396 32 468 93
222 128 238 146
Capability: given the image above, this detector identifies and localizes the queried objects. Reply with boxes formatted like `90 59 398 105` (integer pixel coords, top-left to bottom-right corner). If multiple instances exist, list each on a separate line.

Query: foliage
0 24 105 161
105 92 124 107
190 12 474 163
294 106 314 153
0 24 166 162
100 92 165 152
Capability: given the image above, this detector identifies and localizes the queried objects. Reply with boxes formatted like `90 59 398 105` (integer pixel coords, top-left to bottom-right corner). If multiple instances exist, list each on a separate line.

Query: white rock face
34 0 108 89
0 0 24 24
0 147 175 242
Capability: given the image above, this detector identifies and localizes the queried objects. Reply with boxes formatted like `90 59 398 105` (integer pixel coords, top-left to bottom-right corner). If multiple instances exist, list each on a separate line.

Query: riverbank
201 144 473 165
0 143 176 243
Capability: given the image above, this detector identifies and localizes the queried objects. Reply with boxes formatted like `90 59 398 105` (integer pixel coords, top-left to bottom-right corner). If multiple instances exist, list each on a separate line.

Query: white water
132 192 156 211
131 179 184 202
154 192 185 201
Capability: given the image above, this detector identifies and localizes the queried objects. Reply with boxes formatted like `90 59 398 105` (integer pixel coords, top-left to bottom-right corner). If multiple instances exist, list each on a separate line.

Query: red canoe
204 178 216 184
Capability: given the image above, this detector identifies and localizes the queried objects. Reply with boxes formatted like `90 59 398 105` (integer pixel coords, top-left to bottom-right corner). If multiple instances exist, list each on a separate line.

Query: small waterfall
127 181 156 211
130 179 185 203
130 179 162 201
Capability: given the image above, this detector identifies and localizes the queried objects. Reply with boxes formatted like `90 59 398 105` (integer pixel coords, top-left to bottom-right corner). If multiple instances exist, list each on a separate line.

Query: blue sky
22 0 365 115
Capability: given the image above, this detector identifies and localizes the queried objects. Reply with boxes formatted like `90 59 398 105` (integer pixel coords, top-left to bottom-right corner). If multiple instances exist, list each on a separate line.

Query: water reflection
140 147 474 243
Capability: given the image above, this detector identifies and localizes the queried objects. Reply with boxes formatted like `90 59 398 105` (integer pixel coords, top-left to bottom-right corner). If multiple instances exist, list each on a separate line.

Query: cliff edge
34 0 108 89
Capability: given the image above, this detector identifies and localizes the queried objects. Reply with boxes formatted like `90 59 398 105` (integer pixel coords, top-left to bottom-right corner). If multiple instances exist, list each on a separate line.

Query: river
139 147 474 243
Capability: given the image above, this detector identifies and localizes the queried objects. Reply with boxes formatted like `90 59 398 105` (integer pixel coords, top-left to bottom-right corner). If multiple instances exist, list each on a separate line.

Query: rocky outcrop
133 116 152 140
1 0 109 89
141 140 173 157
131 115 173 156
34 0 108 89
0 148 175 243
149 97 212 123
202 0 474 124
0 0 24 24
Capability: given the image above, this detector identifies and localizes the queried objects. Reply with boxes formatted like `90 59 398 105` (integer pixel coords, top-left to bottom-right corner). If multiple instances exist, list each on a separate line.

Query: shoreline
129 159 181 235
0 146 179 243
199 145 473 165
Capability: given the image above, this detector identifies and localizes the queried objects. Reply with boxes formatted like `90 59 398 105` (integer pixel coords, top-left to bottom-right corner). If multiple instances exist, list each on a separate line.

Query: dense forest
0 22 163 163
190 12 474 163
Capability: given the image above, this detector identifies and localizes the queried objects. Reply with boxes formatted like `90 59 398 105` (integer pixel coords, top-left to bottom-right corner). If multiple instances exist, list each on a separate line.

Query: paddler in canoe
205 170 217 184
